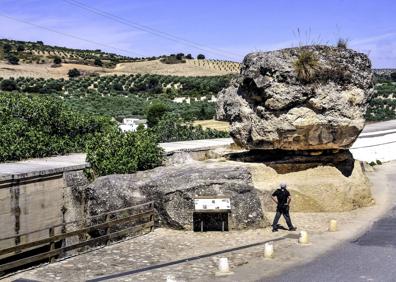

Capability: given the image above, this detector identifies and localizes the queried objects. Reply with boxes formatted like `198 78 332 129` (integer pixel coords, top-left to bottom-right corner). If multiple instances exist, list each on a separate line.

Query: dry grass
110 59 237 77
193 119 230 131
293 50 319 82
0 62 106 79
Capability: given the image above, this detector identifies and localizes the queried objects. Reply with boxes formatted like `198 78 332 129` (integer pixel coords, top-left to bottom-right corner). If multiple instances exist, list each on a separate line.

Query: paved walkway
5 210 377 282
159 138 232 153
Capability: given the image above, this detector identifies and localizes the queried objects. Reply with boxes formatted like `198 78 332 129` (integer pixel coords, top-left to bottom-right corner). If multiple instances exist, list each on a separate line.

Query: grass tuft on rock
293 50 319 83
337 38 348 49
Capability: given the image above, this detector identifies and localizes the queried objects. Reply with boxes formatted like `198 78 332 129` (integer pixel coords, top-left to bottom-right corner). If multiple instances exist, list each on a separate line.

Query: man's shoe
289 227 297 231
272 228 278 232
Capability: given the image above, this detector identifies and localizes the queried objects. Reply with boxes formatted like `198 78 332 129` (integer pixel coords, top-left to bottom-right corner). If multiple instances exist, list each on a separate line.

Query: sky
0 0 395 68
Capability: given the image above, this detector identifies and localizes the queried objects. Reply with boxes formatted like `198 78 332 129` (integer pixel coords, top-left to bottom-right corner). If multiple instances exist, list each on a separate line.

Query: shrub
197 54 205 60
68 68 81 78
0 79 17 91
53 56 62 65
160 56 186 64
16 45 25 52
176 53 184 60
293 50 318 83
369 161 376 166
337 38 348 49
376 159 382 165
94 58 103 66
112 82 124 91
3 43 12 53
86 129 163 177
146 102 169 127
0 92 115 162
7 55 19 65
390 72 396 82
185 54 193 59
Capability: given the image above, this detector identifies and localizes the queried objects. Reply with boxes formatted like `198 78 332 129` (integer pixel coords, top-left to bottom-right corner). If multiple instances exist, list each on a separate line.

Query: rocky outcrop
247 160 373 212
217 45 374 150
82 162 268 230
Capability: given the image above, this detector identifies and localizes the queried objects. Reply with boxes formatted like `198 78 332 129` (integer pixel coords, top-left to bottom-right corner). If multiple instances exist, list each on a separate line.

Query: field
366 81 396 121
0 74 232 120
0 61 107 79
193 120 230 131
0 59 239 79
112 59 238 77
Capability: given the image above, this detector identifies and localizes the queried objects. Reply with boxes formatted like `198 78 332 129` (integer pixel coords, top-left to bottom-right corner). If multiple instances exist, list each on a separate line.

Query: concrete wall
0 170 85 258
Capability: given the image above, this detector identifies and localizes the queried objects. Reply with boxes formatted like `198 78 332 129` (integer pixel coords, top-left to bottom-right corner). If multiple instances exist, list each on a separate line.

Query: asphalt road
363 120 396 133
264 169 396 282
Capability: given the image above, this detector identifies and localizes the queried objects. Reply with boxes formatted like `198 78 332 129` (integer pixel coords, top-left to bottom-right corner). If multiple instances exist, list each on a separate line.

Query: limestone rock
83 162 269 230
247 160 373 212
216 45 374 150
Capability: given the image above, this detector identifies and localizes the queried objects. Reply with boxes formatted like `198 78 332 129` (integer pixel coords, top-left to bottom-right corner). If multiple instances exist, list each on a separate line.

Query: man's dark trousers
272 205 293 229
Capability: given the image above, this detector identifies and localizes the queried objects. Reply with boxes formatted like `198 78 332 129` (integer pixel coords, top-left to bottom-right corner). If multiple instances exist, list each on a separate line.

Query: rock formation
247 160 373 212
78 161 268 230
217 45 374 150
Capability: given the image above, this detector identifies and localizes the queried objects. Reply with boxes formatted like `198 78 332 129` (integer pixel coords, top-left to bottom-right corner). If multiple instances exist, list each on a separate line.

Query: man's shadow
275 224 288 230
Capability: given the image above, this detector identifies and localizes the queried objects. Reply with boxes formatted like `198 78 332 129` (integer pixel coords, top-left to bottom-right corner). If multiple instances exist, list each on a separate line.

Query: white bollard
215 257 234 276
298 230 309 244
329 219 337 232
264 242 274 259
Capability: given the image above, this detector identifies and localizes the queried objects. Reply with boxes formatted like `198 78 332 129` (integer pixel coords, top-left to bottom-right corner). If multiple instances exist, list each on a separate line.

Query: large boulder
247 160 373 212
217 45 374 150
82 161 269 230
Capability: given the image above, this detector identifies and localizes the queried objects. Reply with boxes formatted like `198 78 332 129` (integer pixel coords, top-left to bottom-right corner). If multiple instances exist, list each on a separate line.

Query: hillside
0 39 395 123
0 39 150 66
0 39 241 78
112 59 238 77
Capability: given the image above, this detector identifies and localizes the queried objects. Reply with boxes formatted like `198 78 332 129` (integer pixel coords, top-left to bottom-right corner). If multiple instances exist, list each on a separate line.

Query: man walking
271 182 297 232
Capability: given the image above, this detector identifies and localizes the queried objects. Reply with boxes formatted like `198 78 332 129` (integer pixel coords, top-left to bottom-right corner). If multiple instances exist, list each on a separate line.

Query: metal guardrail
0 201 154 274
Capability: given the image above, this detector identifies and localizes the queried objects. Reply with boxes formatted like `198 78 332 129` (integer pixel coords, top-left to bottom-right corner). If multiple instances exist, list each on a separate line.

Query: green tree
0 92 115 162
146 102 169 127
176 53 184 60
16 45 25 52
390 72 396 82
7 55 19 65
3 43 12 53
197 54 205 60
94 58 103 66
0 79 17 91
86 129 163 176
53 56 62 65
68 68 81 78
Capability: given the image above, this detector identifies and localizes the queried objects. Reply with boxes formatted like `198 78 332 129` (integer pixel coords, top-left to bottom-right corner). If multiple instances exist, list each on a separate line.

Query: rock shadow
226 149 355 177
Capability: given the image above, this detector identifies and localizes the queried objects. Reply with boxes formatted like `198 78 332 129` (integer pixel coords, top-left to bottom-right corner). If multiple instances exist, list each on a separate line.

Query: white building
119 118 147 132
